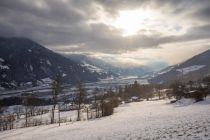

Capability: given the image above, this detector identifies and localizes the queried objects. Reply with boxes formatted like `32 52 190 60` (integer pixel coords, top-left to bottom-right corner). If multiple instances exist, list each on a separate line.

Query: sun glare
111 9 155 36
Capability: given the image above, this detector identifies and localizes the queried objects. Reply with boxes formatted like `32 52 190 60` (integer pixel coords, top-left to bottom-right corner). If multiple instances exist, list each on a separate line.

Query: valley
0 76 149 99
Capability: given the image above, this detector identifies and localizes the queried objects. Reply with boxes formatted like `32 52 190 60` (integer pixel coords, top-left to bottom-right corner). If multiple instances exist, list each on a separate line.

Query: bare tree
92 88 99 118
8 115 15 130
100 94 106 117
75 83 85 121
58 104 61 126
23 96 29 127
25 105 28 127
85 105 89 120
51 75 62 124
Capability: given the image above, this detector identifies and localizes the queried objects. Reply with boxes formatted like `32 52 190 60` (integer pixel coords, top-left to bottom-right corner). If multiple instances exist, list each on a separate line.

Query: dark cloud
191 6 210 22
0 0 210 54
157 24 210 45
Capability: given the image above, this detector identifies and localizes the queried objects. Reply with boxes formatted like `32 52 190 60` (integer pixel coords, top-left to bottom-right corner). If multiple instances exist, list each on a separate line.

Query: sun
111 9 155 36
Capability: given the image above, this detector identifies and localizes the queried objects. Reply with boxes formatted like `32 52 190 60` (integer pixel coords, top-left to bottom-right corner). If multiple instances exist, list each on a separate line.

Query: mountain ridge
0 37 101 89
148 49 210 84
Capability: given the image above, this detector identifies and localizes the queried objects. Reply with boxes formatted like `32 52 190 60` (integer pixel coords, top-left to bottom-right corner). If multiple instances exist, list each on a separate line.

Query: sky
0 0 210 69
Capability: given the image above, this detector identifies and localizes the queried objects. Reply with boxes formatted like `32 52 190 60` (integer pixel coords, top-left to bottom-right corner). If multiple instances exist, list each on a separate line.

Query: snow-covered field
1 99 210 140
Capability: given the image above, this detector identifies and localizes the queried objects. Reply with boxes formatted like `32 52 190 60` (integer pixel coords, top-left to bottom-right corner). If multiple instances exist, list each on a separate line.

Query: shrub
101 97 120 117
186 90 204 102
102 102 114 116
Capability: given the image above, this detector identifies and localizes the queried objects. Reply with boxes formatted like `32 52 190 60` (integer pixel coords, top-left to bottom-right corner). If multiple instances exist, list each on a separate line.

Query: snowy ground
1 99 210 140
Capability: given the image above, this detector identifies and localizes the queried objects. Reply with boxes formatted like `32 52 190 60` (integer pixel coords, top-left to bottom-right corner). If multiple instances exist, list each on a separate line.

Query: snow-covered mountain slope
65 54 150 77
148 49 210 84
0 37 101 89
1 100 210 140
64 54 117 78
176 65 206 75
82 63 104 73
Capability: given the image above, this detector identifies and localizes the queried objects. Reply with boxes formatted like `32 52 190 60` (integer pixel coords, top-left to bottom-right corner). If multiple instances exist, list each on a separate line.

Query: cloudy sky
0 0 210 69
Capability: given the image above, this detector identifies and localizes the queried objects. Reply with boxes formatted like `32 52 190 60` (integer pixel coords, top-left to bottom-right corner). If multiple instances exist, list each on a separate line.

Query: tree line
169 75 210 101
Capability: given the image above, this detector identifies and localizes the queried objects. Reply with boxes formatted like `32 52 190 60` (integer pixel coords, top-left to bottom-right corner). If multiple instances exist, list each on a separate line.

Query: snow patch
139 79 149 85
82 63 104 74
158 66 174 75
0 58 9 70
10 81 17 87
25 82 32 86
36 80 43 86
30 65 33 71
46 60 51 66
174 98 195 106
41 77 53 84
62 73 67 77
0 58 5 62
0 65 9 70
176 65 206 75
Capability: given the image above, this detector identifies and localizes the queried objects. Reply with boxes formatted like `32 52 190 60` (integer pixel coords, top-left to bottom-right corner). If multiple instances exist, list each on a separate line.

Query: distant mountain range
147 49 210 84
65 54 150 77
0 37 108 89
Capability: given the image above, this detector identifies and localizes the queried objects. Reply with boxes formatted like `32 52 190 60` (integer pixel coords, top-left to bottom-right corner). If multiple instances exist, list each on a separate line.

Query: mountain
65 54 149 77
0 37 101 89
64 54 117 78
148 49 210 84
